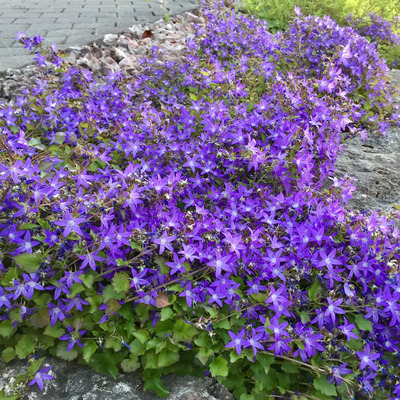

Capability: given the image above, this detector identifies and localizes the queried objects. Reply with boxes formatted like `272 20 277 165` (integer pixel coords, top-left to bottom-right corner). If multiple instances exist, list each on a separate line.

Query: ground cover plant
239 0 400 70
1 1 400 399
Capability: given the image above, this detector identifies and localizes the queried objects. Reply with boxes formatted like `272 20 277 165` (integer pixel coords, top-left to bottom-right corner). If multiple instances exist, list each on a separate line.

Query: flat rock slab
329 69 400 214
0 356 234 400
0 0 199 72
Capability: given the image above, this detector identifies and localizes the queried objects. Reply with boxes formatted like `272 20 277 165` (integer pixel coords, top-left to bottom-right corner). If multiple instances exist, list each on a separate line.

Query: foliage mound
1 2 400 399
240 0 400 32
239 0 400 70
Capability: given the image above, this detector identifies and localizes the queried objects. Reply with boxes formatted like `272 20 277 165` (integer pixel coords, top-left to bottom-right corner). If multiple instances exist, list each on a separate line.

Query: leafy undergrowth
1 1 400 399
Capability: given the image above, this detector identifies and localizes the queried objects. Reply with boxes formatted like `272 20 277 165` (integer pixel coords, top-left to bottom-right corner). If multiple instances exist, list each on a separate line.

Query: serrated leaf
355 314 372 332
130 339 146 356
345 338 363 351
214 319 230 330
105 298 122 316
196 347 213 365
280 361 300 374
173 319 197 342
0 321 14 338
56 342 78 361
154 256 169 275
313 375 337 396
160 307 174 321
44 324 65 338
80 273 94 288
83 341 98 363
157 349 180 368
133 329 150 344
209 356 228 377
2 347 15 363
15 335 35 359
89 351 119 379
299 310 311 324
121 355 140 372
13 252 43 273
101 285 125 302
308 279 321 300
143 370 170 397
29 307 49 328
112 272 130 293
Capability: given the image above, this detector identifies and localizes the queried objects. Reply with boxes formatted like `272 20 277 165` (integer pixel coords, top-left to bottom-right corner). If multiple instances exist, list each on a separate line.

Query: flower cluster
346 12 400 68
0 2 400 399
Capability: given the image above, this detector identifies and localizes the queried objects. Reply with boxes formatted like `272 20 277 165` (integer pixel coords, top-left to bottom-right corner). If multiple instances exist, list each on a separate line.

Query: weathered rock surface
0 356 234 400
328 69 400 214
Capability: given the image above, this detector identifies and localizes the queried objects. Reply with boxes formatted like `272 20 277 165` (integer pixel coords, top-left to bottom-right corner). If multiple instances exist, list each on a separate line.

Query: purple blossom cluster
346 13 400 68
1 1 400 398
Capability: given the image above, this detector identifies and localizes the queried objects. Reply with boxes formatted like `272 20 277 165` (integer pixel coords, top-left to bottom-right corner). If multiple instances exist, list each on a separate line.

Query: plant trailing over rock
0 1 400 399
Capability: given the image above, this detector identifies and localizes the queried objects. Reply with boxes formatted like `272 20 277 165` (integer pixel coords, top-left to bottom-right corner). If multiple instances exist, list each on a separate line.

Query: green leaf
0 267 18 286
143 369 170 397
194 332 213 348
29 307 49 328
130 339 146 356
154 256 169 275
299 311 311 324
2 347 15 363
173 319 197 342
20 223 40 230
82 341 98 363
133 329 150 344
308 279 321 300
240 395 255 400
355 314 372 332
15 335 35 359
196 347 213 365
160 307 174 321
80 273 94 288
313 375 337 397
213 319 230 330
56 342 78 361
121 355 140 372
89 351 119 379
13 252 43 273
345 338 363 351
105 298 122 316
27 357 45 376
112 272 130 293
0 321 14 338
101 285 125 303
280 361 300 374
209 356 228 377
157 349 180 368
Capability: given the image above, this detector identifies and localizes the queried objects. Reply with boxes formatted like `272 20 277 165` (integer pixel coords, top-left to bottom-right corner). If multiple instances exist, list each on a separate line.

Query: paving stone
0 0 199 70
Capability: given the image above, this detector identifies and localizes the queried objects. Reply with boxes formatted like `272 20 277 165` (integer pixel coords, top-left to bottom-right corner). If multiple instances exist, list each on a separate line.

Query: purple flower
153 231 176 254
226 329 248 355
325 297 345 323
47 301 67 326
60 325 86 351
29 365 54 390
78 251 105 271
338 317 358 341
329 362 353 385
356 345 381 371
54 211 86 237
33 52 46 67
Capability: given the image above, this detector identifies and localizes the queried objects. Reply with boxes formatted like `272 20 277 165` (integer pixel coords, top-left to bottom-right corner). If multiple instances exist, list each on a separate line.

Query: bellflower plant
0 1 400 399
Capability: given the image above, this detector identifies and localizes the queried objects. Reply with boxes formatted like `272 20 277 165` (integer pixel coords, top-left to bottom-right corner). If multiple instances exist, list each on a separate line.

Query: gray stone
0 356 234 400
103 33 119 45
325 70 400 214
